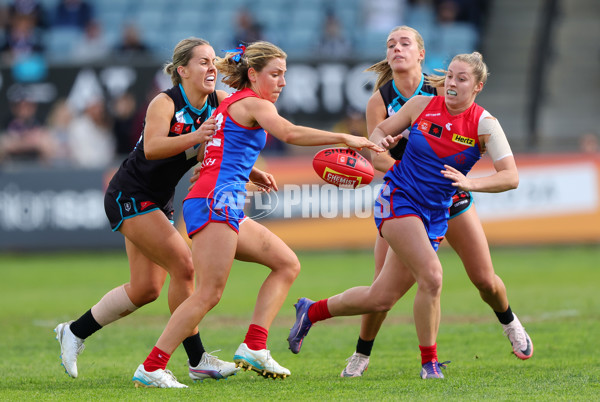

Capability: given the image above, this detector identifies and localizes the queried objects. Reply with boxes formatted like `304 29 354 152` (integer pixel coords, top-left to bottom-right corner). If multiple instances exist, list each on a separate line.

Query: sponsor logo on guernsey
418 119 443 138
425 113 441 117
452 133 475 146
446 122 452 131
171 122 184 134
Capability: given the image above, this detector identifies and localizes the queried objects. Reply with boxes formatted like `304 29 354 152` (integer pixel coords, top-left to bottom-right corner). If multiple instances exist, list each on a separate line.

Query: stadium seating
33 0 478 62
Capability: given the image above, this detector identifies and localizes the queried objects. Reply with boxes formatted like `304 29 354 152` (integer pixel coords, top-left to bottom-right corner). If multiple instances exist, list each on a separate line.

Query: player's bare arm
367 91 396 172
144 94 214 160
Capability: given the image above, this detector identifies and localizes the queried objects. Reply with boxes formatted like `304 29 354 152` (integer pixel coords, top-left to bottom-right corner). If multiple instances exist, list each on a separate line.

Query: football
312 147 374 188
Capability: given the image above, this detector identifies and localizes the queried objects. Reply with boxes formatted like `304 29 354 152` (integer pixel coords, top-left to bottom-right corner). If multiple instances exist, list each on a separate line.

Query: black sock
69 309 102 339
356 337 374 356
495 305 514 325
183 333 206 367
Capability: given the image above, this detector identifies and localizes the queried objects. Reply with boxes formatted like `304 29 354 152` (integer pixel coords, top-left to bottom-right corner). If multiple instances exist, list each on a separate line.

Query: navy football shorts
104 188 173 231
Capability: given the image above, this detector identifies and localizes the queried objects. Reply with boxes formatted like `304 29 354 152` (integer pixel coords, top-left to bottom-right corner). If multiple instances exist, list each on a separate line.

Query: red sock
143 346 171 372
307 299 332 323
419 343 438 365
244 324 268 351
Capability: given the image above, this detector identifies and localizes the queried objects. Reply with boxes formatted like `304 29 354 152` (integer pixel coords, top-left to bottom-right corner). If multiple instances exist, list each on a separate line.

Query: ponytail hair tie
223 44 246 62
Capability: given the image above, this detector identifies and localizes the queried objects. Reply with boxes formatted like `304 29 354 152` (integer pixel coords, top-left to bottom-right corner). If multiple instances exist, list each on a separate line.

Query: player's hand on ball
343 134 385 153
313 148 374 188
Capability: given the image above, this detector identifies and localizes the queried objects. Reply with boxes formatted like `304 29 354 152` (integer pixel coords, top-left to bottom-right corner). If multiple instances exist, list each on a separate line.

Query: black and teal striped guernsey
379 75 436 160
109 84 219 208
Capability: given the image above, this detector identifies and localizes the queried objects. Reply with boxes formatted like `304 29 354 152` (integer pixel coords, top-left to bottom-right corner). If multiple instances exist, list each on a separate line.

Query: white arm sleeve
478 115 513 162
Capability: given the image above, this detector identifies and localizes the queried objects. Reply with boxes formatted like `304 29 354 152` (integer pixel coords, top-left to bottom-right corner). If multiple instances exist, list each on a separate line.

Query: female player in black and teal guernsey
55 38 248 382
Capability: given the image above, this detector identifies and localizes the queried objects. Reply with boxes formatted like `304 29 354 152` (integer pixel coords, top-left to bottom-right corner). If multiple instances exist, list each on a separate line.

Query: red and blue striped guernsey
385 96 486 210
186 88 267 209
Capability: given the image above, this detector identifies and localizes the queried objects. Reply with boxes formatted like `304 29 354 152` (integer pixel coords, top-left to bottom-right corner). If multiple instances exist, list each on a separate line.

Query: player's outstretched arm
251 98 384 153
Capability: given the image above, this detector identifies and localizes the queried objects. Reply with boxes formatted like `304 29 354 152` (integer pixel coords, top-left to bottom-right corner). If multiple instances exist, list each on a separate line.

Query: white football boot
132 364 188 388
188 351 240 381
233 343 290 379
502 314 534 360
340 352 370 377
54 321 85 378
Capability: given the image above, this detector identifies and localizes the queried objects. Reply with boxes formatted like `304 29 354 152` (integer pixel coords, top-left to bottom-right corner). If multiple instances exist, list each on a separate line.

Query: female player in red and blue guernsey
341 26 533 378
288 52 523 379
132 41 383 388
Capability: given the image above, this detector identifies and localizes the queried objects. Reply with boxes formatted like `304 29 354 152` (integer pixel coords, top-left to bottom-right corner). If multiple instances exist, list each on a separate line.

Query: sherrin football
312 147 374 188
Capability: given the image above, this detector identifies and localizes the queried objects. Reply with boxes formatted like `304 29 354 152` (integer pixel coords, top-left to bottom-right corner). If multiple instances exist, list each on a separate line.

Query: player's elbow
373 158 390 173
144 144 161 160
506 172 519 190
279 129 299 144
144 151 159 160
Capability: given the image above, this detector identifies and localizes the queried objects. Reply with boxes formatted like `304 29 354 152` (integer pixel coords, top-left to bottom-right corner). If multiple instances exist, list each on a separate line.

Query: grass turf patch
0 245 599 400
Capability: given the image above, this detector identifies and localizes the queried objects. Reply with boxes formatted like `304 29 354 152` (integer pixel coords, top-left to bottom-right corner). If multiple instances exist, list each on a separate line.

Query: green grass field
1 245 599 400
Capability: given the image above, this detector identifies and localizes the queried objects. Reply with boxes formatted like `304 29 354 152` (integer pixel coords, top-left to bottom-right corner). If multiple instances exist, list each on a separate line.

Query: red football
312 147 374 188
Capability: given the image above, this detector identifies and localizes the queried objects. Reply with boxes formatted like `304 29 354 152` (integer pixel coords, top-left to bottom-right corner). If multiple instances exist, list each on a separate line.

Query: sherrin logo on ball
312 147 374 189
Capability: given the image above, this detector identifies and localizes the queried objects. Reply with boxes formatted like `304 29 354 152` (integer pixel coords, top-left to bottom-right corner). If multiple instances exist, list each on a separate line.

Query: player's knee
418 271 443 297
194 283 225 310
372 300 394 312
373 301 393 312
169 256 195 284
272 251 301 282
369 292 396 312
472 276 495 294
132 286 161 305
202 289 224 310
284 253 301 280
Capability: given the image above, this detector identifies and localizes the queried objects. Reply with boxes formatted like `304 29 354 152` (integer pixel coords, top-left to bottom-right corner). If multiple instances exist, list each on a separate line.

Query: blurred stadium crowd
0 0 490 169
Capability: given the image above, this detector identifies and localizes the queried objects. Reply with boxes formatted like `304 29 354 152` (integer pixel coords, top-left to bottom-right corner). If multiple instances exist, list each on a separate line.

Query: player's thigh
191 222 238 294
120 210 193 277
446 206 495 283
381 216 442 284
235 218 299 272
123 236 168 294
370 246 416 306
373 234 389 277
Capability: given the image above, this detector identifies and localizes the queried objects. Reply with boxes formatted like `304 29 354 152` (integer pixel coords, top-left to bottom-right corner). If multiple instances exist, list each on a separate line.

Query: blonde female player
131 41 384 388
337 26 533 378
54 38 245 382
54 37 285 382
289 51 525 379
